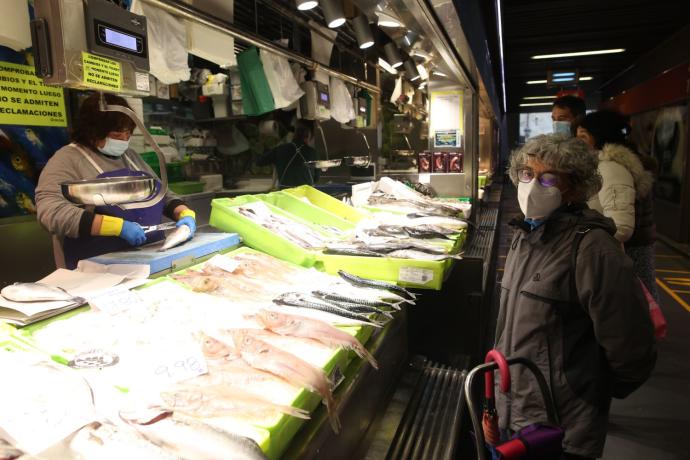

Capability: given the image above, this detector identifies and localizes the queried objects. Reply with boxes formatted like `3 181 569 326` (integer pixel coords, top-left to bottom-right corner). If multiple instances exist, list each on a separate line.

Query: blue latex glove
176 216 196 241
119 220 146 246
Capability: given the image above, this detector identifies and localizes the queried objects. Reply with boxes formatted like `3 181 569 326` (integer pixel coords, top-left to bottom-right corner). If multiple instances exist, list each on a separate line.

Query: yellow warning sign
82 52 121 91
0 61 67 127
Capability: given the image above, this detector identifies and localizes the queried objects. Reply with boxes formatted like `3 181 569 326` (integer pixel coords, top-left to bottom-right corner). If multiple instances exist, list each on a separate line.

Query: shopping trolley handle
484 349 511 398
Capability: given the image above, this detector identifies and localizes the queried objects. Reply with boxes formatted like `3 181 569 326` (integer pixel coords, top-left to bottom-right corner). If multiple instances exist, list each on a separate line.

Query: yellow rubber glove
179 209 196 220
99 215 124 236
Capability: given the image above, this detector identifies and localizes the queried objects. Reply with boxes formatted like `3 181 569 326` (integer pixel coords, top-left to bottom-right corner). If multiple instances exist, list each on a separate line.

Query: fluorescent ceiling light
296 0 318 10
532 48 625 59
552 72 575 77
552 77 574 82
432 70 448 77
378 57 398 74
523 96 557 100
496 0 506 113
520 102 554 107
527 76 593 84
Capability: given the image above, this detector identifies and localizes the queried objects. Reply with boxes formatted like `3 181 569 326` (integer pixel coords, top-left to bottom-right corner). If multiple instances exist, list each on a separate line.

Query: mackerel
337 270 416 300
273 293 384 327
312 291 401 312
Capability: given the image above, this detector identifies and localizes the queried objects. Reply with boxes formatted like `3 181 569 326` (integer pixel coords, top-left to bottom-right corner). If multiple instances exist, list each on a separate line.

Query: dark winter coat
495 204 657 458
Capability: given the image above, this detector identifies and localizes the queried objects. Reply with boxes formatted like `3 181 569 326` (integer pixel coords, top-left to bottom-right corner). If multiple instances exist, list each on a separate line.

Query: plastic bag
639 278 667 340
329 77 355 124
131 0 190 84
260 50 304 109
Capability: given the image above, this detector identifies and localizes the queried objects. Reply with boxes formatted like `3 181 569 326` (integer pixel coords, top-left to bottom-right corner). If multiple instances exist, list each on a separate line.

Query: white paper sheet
38 269 127 298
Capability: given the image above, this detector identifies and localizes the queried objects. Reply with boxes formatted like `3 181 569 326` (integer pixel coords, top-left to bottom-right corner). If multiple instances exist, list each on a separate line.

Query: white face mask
517 179 562 220
552 121 572 136
98 137 130 157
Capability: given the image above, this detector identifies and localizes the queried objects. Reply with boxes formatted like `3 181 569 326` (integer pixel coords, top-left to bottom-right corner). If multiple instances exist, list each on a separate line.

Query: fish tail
352 343 379 370
283 405 311 420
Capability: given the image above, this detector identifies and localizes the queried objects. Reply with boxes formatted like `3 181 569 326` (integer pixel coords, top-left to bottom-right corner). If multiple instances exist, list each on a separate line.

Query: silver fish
132 416 267 460
0 438 23 460
273 293 384 327
0 282 82 303
386 250 452 261
311 291 395 319
337 270 416 300
68 422 181 460
159 225 191 252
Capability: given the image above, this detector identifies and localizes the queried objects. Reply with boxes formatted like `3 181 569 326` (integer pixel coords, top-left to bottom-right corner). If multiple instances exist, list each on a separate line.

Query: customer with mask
551 95 586 136
36 93 196 269
496 134 656 460
576 110 659 302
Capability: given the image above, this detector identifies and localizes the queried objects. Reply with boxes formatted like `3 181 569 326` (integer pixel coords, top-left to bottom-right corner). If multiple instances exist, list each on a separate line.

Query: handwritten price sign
152 349 208 384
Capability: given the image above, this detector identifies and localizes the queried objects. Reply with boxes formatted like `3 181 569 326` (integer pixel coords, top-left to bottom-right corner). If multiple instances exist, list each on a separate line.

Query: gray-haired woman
495 134 656 460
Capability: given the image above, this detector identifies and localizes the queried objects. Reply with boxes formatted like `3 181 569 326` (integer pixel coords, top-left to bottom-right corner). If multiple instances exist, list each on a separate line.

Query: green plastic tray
283 185 368 223
210 196 320 267
170 181 204 195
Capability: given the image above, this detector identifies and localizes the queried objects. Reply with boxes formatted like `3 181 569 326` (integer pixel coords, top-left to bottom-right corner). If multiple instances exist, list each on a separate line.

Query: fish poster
0 47 69 217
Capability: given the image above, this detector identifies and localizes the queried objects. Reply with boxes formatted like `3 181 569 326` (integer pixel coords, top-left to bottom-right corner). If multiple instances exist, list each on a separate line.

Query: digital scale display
95 21 146 56
319 92 329 103
104 27 137 52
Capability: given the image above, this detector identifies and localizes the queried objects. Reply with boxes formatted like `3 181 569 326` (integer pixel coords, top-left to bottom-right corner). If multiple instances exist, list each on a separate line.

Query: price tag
151 348 208 384
206 255 241 273
418 173 431 184
86 288 143 315
135 72 150 91
398 267 434 285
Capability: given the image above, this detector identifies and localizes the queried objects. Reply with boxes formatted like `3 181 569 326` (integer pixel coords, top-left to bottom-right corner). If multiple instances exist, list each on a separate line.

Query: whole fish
365 241 448 255
337 270 416 301
386 250 454 261
196 331 239 360
132 416 267 460
229 329 341 433
311 291 395 319
161 383 310 421
64 421 181 460
406 214 471 229
159 225 191 251
273 293 384 327
255 309 379 370
0 439 22 460
1 282 83 303
323 247 384 257
171 274 221 293
311 290 401 311
402 226 451 239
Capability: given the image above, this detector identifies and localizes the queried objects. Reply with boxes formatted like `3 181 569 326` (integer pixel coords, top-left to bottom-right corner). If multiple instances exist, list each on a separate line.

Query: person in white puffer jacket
577 110 660 303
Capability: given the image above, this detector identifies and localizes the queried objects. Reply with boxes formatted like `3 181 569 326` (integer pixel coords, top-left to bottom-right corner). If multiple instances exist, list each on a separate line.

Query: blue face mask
98 137 130 157
552 121 572 136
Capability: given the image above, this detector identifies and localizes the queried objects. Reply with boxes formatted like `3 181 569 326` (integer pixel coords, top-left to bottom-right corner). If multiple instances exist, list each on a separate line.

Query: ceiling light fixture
526 80 547 84
552 72 575 77
352 14 375 49
404 60 420 80
523 96 557 100
552 77 575 82
527 76 592 84
519 102 554 107
376 2 402 28
321 0 346 28
432 70 448 77
579 76 593 81
384 42 404 68
403 30 419 48
532 48 625 59
378 57 398 74
495 0 507 113
416 64 429 80
296 0 318 11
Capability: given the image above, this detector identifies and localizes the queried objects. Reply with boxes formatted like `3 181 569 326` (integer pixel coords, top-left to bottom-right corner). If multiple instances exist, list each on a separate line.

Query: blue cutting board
87 232 242 274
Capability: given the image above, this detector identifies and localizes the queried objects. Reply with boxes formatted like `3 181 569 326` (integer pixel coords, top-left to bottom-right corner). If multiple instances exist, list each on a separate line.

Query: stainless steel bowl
61 176 156 206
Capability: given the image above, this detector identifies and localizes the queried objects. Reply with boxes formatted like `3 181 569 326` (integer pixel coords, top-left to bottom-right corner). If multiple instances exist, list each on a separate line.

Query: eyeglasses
517 167 561 187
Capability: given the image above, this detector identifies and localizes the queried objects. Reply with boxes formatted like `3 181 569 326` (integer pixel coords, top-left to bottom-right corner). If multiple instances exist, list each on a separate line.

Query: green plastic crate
282 185 368 223
170 181 204 195
257 192 355 232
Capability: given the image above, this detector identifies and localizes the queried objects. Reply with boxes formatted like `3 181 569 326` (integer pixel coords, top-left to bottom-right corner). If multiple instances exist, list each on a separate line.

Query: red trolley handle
484 349 511 399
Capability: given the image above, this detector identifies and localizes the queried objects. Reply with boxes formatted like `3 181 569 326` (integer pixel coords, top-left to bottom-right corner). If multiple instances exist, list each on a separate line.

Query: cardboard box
418 151 432 173
448 152 463 173
432 152 448 173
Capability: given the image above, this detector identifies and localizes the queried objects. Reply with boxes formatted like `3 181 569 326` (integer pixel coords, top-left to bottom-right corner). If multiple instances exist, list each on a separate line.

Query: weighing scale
300 81 331 120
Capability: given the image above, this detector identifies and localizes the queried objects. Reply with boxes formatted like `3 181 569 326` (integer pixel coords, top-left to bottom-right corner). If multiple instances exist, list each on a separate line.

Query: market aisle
602 244 690 460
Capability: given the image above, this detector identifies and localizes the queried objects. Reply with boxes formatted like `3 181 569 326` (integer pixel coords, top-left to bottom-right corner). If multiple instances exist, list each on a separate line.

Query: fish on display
1 282 84 303
386 250 454 261
160 383 310 421
311 290 402 311
46 421 182 460
273 292 385 327
323 246 384 257
406 214 471 229
401 226 452 239
337 270 416 301
0 438 23 460
311 291 395 319
228 328 341 433
130 415 268 460
255 309 379 370
237 204 329 249
159 225 191 252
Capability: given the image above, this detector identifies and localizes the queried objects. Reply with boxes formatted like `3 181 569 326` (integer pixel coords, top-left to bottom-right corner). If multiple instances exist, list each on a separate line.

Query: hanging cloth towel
309 20 338 66
131 0 190 84
260 50 305 109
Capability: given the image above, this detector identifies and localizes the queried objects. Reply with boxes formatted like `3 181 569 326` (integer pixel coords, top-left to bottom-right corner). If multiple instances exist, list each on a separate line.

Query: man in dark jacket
256 119 319 188
496 134 657 459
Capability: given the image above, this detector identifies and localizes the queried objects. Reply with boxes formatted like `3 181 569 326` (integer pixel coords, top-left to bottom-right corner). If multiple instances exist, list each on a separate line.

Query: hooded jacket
587 143 654 243
495 204 656 458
